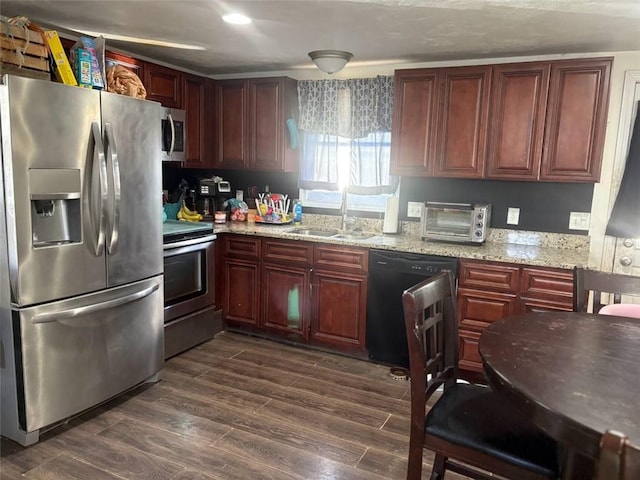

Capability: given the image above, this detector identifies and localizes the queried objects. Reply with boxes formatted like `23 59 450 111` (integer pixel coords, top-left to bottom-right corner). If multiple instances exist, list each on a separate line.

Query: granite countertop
211 215 590 270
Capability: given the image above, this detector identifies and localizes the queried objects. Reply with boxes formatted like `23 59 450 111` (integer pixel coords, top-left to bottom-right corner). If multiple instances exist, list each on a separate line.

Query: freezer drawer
10 275 163 437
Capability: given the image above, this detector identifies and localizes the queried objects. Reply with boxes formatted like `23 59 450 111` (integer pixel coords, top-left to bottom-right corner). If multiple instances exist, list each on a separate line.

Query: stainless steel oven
163 233 220 358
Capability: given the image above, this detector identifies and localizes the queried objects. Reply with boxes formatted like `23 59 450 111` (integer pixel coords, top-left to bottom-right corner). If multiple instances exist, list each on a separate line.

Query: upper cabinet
214 79 249 169
434 66 491 178
540 58 612 182
390 69 439 175
485 62 550 180
391 57 613 183
182 73 207 168
143 62 182 108
213 77 299 172
392 65 491 178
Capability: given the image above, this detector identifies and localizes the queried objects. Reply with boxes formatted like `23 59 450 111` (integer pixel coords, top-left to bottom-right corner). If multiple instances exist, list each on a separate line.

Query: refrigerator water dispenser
29 169 82 247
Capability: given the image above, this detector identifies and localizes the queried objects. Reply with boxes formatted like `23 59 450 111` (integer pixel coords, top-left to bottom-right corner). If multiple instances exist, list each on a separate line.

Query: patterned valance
297 76 394 139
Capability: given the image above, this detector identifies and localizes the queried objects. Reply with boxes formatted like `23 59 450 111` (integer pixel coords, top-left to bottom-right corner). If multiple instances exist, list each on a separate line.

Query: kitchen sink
288 228 341 237
288 228 377 241
331 233 377 241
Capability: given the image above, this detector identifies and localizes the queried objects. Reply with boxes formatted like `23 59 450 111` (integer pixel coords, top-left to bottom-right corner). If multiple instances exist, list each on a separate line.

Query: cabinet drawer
457 288 519 331
520 267 573 305
314 245 368 274
458 260 519 293
223 235 261 260
263 239 313 266
520 297 574 313
458 329 483 373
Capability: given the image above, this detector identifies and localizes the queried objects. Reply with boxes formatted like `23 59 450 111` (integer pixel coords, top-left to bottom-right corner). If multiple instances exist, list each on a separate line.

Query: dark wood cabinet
182 73 206 167
311 244 368 354
391 65 490 178
390 69 439 176
221 235 367 355
222 236 261 328
213 77 299 172
457 259 573 381
540 58 612 182
249 77 299 172
214 79 248 169
392 57 612 183
311 270 367 353
143 62 182 108
434 66 491 178
485 62 550 180
141 61 211 168
261 239 313 341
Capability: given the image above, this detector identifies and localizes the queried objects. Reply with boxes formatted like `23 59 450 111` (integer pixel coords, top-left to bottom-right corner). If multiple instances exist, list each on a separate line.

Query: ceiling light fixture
308 50 353 74
222 13 252 25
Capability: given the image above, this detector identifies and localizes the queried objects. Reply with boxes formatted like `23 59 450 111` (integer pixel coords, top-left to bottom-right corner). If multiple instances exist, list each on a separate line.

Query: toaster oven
421 202 491 244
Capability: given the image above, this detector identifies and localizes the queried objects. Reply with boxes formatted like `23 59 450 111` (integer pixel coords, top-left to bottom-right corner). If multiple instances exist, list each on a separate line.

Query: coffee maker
196 177 232 217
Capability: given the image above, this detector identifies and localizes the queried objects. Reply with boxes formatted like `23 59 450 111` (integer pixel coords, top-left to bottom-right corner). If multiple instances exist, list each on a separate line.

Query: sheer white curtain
297 76 397 200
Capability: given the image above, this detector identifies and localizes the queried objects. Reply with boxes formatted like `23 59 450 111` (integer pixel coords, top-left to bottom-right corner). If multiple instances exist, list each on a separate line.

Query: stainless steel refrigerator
0 75 164 446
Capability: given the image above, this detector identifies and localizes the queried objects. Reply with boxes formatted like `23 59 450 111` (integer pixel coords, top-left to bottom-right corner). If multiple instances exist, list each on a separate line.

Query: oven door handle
163 236 216 257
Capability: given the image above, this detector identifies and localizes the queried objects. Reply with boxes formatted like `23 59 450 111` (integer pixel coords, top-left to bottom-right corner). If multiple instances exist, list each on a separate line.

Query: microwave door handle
104 123 121 254
167 113 175 157
31 283 160 324
90 122 107 256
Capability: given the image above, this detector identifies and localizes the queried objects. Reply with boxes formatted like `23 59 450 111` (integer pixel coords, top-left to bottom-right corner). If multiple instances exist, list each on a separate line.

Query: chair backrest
402 270 458 404
596 430 640 480
573 267 640 313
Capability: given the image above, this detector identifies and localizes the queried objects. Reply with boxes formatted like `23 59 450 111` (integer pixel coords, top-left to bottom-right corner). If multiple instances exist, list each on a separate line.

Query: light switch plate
507 207 520 225
569 212 590 230
407 201 422 218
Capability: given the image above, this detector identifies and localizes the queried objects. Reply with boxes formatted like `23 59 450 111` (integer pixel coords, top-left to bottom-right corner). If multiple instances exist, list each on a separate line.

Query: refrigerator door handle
167 113 175 157
91 122 108 256
104 122 121 254
31 283 160 324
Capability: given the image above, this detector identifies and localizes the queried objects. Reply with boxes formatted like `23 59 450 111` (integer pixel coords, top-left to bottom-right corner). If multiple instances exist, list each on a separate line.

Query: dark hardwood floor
1 331 464 480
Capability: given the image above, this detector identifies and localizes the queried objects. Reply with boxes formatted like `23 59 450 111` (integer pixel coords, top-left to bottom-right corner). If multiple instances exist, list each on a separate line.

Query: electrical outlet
569 212 590 230
507 207 520 225
407 201 422 218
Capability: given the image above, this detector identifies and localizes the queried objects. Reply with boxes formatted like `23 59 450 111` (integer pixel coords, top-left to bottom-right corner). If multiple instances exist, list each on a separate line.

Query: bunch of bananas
177 201 203 222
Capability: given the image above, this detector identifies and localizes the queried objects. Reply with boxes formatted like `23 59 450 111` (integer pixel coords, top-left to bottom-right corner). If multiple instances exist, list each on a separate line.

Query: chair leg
406 421 427 480
430 454 447 480
407 445 422 480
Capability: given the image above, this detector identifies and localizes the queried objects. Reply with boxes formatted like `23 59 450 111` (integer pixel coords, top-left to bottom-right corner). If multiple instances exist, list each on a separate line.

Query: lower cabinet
311 243 368 353
221 235 368 354
222 235 261 328
457 259 573 382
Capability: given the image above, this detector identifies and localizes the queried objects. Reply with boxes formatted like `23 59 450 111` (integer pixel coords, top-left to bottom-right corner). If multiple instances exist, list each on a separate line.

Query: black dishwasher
366 249 458 368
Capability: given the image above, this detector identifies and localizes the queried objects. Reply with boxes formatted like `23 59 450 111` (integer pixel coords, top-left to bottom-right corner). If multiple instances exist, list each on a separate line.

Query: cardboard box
72 47 92 88
77 36 104 89
43 30 77 86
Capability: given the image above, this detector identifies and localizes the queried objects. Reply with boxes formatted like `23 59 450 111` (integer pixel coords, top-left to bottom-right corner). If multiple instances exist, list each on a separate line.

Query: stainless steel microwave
161 107 186 162
421 202 491 244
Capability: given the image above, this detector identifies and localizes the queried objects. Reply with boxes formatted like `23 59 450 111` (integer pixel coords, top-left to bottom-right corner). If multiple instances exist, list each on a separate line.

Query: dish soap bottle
293 199 303 225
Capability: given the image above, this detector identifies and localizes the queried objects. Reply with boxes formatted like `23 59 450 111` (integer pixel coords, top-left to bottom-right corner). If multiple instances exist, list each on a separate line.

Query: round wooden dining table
479 311 640 479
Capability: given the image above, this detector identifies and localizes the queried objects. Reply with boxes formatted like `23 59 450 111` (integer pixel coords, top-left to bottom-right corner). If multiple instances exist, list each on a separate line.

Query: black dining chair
573 267 640 314
402 270 561 480
596 430 640 480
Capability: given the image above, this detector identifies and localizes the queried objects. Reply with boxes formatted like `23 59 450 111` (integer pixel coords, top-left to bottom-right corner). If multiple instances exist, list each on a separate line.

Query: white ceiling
2 0 640 77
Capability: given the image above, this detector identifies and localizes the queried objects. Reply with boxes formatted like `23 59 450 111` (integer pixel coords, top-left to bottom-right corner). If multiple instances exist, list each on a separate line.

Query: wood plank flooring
1 331 465 480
